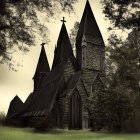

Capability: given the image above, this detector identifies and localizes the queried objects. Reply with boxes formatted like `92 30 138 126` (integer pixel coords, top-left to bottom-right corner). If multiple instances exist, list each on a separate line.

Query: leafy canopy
0 0 77 69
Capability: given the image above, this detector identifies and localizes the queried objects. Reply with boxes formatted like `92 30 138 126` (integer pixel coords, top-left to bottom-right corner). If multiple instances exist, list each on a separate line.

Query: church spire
33 44 50 79
52 18 76 69
76 0 105 70
76 0 102 43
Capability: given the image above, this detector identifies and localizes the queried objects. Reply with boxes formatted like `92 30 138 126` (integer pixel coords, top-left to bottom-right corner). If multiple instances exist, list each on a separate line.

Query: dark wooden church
6 0 105 129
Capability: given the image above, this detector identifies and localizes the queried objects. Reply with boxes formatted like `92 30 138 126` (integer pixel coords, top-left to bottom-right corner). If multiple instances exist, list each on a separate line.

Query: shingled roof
52 22 77 70
33 46 50 79
21 63 65 117
76 0 103 44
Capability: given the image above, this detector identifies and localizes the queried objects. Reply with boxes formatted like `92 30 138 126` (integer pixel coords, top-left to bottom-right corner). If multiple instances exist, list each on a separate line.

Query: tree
105 88 133 132
69 21 79 48
101 0 140 30
107 30 140 96
86 89 107 131
101 0 140 132
0 0 77 69
104 29 140 132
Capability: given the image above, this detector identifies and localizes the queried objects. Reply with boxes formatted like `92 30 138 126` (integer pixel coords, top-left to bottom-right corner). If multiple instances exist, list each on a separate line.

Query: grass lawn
0 125 140 140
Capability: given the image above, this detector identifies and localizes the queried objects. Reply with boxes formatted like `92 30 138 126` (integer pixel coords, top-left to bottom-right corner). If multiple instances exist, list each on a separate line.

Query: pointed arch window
82 44 87 68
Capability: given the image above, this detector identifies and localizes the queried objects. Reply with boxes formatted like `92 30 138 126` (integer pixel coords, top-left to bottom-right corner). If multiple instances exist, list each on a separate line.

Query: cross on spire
41 43 46 47
61 17 66 24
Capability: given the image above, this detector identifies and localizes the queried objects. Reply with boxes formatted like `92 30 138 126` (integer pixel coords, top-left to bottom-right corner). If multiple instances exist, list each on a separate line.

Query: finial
41 43 46 47
61 17 66 24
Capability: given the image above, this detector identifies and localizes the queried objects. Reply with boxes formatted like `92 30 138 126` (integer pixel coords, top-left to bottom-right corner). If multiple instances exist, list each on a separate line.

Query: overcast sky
0 0 126 114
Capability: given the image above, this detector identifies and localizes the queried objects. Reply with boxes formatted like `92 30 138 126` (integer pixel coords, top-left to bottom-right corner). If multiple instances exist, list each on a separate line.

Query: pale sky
0 0 126 114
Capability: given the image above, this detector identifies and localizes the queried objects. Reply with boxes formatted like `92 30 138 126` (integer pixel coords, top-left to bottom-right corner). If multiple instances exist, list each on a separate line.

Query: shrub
0 112 6 125
105 88 133 132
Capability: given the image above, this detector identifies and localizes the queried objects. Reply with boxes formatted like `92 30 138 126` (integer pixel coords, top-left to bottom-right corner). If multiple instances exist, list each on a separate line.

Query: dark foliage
86 89 107 131
0 0 77 69
101 0 140 30
106 30 140 94
104 29 140 132
35 116 54 131
105 89 133 132
69 21 79 48
0 112 6 125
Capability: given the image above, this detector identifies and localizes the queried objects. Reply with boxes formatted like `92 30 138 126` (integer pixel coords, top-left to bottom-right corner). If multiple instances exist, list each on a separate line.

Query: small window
82 47 86 68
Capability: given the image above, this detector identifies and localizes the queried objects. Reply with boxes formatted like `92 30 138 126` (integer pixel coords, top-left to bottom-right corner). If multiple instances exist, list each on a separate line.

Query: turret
33 44 50 91
76 0 105 72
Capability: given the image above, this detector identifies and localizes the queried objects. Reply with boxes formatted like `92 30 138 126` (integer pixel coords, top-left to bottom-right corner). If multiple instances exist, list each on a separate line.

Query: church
6 0 106 129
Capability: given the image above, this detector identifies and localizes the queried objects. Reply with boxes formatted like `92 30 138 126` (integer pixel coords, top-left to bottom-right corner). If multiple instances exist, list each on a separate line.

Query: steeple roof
52 22 77 69
76 0 102 43
33 46 50 79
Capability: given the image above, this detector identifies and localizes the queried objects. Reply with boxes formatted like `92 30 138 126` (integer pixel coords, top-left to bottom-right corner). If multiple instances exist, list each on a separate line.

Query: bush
86 89 107 131
105 88 133 132
0 112 6 125
34 115 54 132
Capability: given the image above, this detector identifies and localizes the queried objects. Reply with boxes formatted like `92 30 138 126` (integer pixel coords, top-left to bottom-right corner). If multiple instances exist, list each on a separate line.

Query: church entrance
69 90 82 129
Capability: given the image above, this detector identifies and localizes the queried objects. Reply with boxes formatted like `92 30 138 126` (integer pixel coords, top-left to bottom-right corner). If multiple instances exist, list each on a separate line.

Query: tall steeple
33 44 50 90
76 0 102 43
76 0 105 71
52 18 77 69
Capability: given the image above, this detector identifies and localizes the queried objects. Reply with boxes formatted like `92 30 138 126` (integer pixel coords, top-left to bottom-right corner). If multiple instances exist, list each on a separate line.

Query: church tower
33 45 50 91
52 20 76 70
52 20 77 82
51 21 77 127
76 0 105 72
